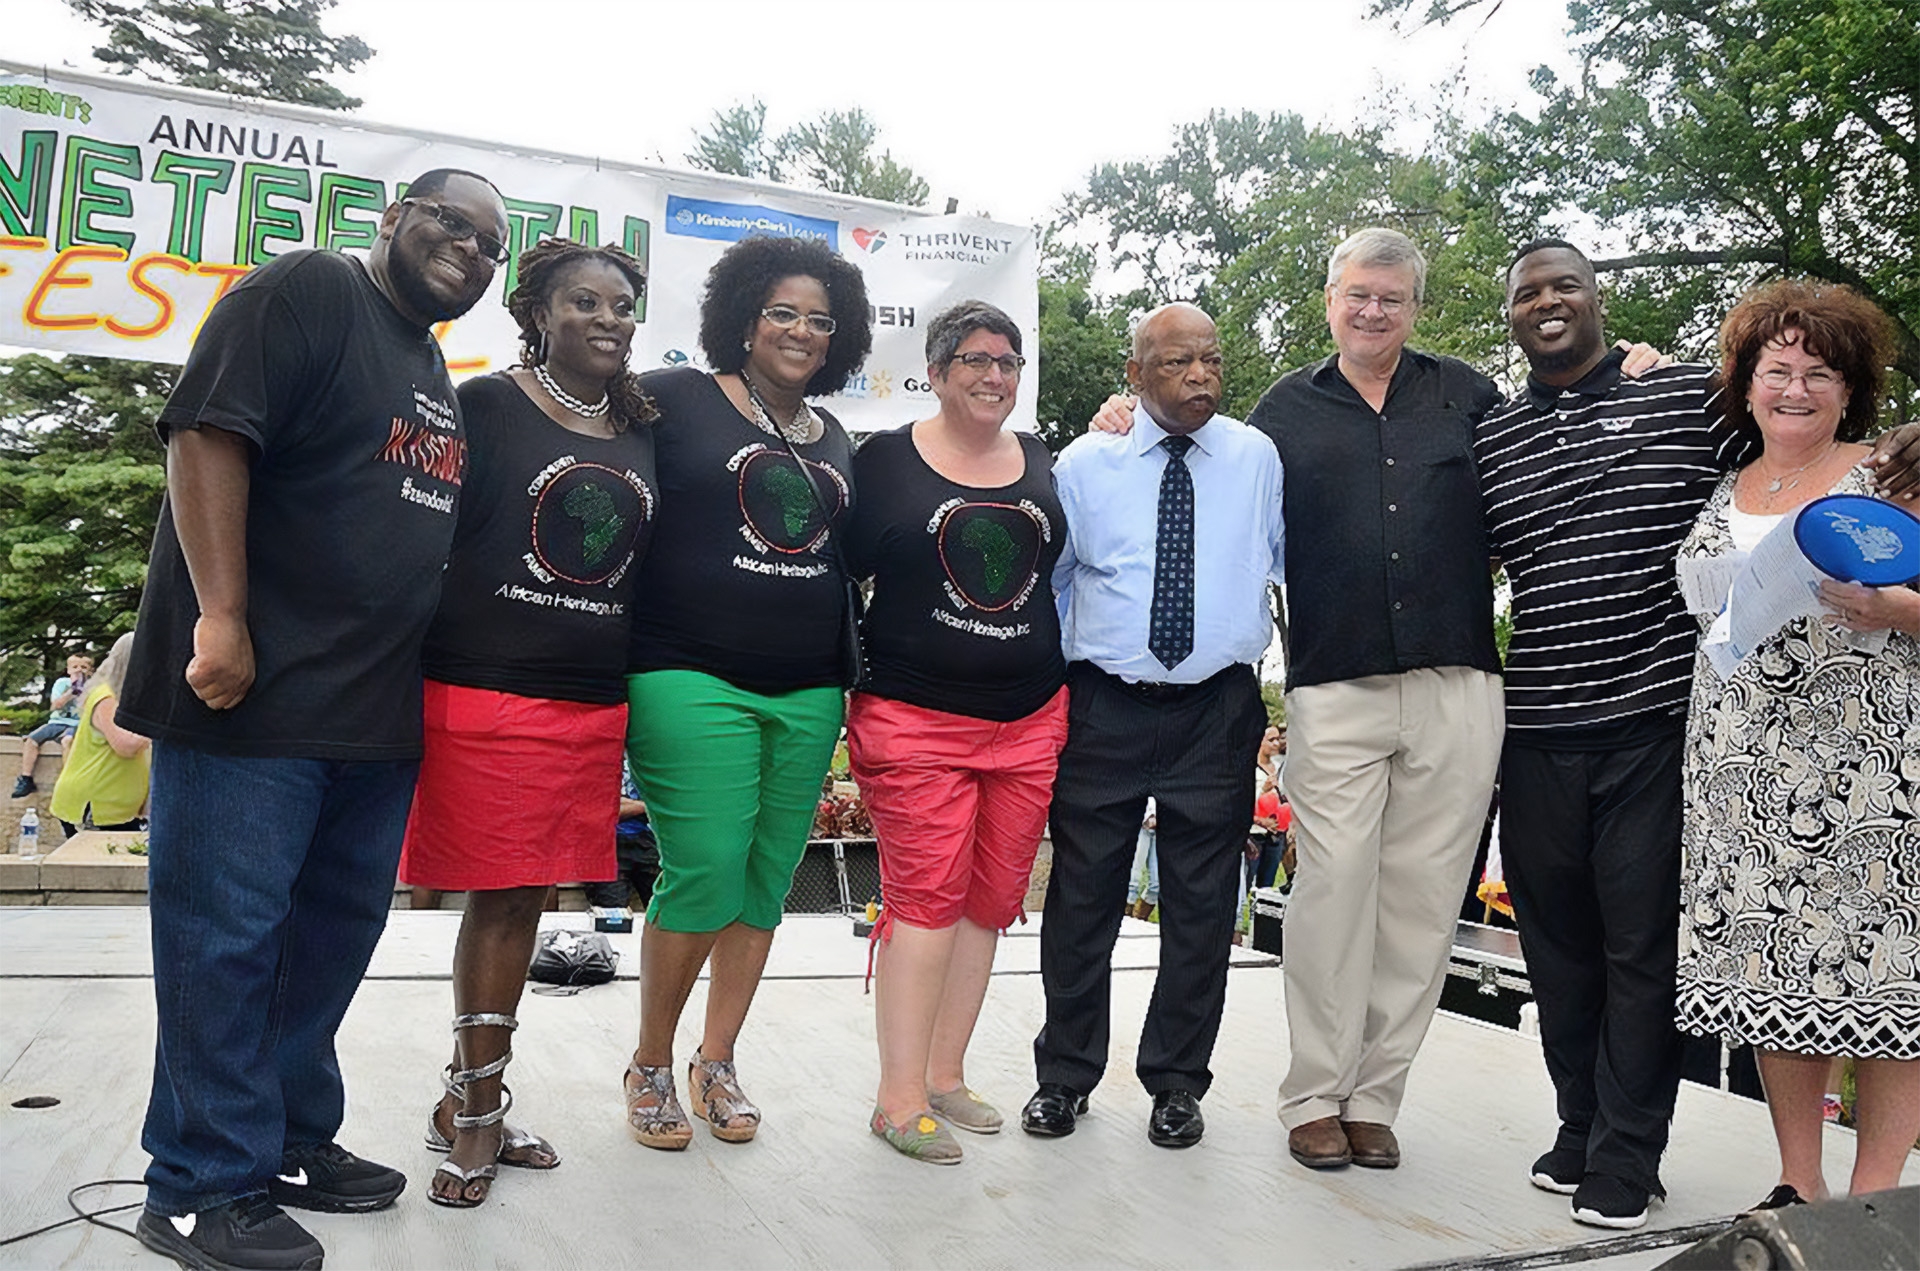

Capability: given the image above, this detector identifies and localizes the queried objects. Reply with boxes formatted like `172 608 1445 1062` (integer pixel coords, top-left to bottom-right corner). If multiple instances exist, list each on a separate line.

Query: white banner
0 62 1037 431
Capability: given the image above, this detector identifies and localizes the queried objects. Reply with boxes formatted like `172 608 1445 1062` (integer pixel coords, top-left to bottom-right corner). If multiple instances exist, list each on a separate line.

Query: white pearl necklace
535 363 610 418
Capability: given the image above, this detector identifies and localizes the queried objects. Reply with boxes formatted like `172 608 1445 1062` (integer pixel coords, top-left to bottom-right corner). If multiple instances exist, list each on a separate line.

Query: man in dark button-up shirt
1253 228 1507 1174
1256 350 1503 687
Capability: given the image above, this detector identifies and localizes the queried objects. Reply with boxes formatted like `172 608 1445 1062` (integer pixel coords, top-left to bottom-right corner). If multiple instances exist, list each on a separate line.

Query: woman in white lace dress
1676 280 1920 1209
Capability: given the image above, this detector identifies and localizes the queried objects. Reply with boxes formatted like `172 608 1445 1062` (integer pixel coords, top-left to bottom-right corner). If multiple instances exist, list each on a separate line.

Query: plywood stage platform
1 909 1912 1270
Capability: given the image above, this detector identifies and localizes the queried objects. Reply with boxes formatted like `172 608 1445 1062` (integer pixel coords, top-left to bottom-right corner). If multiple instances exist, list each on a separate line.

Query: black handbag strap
742 378 852 577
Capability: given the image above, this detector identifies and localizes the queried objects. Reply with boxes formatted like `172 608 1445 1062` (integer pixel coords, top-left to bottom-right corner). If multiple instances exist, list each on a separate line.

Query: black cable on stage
0 1179 145 1250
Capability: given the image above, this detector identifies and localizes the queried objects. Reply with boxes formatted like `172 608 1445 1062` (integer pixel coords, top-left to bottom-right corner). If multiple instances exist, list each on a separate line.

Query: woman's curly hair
507 237 657 430
697 235 873 396
1719 278 1897 446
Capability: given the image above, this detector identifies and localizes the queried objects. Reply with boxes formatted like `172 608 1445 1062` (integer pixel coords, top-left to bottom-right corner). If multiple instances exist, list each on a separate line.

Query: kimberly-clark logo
666 196 838 249
852 228 887 253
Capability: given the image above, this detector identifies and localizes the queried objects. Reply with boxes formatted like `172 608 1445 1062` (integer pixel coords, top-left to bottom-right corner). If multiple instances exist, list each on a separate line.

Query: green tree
778 109 930 207
1064 109 1519 416
0 1 371 704
0 357 172 703
1377 0 1920 400
685 98 777 181
1033 238 1135 452
67 0 372 110
688 102 931 207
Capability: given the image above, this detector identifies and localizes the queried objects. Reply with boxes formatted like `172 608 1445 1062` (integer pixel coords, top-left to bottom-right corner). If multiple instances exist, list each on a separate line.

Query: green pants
625 669 844 932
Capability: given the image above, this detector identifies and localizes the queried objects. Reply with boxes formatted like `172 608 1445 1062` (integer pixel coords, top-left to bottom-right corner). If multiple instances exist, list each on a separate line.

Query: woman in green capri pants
621 235 871 1149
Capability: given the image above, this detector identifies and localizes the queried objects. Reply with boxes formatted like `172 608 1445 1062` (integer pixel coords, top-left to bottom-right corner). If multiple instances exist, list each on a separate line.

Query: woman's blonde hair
94 631 136 697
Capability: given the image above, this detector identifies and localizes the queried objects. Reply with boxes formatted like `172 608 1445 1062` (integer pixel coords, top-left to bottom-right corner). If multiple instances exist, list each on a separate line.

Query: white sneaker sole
1571 1203 1648 1230
1530 1171 1579 1195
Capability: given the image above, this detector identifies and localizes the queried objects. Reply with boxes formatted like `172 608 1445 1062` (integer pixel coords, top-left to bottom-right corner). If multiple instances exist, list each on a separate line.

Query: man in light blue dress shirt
1022 303 1285 1150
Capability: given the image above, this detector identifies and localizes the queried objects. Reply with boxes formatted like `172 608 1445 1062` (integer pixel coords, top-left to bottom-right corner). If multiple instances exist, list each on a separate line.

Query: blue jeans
1127 827 1159 906
27 718 76 744
1247 830 1282 890
141 740 418 1216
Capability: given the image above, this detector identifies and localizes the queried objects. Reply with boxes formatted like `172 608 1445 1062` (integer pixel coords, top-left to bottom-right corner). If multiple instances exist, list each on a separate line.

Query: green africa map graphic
961 516 1017 597
563 482 623 566
760 462 819 540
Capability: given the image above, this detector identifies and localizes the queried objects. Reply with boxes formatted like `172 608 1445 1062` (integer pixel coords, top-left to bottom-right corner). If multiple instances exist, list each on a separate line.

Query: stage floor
1 909 1912 1270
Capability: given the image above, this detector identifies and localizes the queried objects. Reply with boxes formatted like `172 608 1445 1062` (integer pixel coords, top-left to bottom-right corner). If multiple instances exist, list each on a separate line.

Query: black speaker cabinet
1658 1186 1917 1270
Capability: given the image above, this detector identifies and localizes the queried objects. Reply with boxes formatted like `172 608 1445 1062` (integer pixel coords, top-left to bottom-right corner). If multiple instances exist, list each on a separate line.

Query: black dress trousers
1034 660 1266 1098
1500 728 1686 1197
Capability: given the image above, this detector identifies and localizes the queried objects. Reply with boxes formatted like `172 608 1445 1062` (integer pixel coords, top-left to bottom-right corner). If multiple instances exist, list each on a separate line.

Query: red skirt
399 679 625 890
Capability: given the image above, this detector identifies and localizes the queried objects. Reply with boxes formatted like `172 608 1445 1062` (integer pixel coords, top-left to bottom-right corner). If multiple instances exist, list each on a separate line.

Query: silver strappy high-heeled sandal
426 1012 558 1208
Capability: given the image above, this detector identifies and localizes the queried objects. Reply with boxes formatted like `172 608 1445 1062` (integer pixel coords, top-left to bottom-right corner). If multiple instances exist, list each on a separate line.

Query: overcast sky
12 0 1578 227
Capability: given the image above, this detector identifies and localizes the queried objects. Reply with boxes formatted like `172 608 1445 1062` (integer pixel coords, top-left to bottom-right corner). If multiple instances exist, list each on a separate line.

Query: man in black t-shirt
120 169 508 1271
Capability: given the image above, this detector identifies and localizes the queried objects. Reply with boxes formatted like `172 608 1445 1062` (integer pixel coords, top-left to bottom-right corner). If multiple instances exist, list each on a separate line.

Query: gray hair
1326 228 1428 303
1130 302 1215 361
925 300 1022 368
95 631 136 697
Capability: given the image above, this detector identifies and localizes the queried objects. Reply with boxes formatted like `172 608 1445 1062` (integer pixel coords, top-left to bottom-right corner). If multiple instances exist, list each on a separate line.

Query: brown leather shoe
1287 1116 1352 1169
1341 1120 1400 1169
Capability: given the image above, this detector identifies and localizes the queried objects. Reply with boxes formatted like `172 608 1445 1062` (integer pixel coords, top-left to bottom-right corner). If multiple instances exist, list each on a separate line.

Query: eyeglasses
1339 290 1411 314
1755 366 1842 393
760 305 837 336
403 199 510 265
949 351 1026 376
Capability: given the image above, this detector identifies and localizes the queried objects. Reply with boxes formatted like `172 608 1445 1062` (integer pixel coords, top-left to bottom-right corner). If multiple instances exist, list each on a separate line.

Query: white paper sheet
1678 552 1746 616
1700 515 1889 675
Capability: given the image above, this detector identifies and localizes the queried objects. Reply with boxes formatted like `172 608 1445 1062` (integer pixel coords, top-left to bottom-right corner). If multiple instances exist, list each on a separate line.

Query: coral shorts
846 687 1068 937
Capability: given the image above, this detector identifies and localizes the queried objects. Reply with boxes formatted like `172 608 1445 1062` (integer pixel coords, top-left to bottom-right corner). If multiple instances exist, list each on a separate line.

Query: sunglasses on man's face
403 199 510 265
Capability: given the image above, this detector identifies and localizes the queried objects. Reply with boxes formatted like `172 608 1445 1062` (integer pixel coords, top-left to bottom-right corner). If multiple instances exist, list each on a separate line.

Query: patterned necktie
1149 435 1195 672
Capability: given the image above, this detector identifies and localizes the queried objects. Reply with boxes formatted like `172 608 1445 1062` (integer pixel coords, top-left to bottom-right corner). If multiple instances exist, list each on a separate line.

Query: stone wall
0 736 70 854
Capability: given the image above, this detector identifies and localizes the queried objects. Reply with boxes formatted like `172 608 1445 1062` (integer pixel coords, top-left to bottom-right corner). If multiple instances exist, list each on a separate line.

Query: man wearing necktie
1023 304 1286 1148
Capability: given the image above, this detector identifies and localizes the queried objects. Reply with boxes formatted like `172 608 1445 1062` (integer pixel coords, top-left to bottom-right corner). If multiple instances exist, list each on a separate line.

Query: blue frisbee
1793 494 1920 585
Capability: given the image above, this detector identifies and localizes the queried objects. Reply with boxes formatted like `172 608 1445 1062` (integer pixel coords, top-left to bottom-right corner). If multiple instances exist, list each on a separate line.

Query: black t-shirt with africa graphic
846 425 1065 722
624 367 855 695
421 373 657 705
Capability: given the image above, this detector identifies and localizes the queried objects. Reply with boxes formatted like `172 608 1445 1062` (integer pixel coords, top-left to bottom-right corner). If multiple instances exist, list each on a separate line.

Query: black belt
1075 661 1244 702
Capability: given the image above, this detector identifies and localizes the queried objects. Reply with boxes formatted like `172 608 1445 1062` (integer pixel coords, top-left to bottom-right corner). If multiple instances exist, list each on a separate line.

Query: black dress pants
1034 661 1265 1098
1500 728 1685 1197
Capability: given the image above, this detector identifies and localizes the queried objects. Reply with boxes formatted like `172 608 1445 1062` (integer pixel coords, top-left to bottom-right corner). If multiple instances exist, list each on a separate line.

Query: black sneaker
1571 1172 1650 1229
268 1142 406 1213
10 775 34 798
1529 1146 1584 1194
135 1196 323 1271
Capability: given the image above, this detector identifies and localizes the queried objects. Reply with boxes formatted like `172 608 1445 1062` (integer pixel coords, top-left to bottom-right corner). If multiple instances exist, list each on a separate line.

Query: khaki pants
1277 666 1503 1129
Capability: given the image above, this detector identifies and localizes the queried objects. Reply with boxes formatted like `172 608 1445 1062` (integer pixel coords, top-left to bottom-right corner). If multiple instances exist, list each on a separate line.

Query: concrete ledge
43 890 150 906
0 834 1055 914
38 829 148 891
0 855 42 899
0 735 71 855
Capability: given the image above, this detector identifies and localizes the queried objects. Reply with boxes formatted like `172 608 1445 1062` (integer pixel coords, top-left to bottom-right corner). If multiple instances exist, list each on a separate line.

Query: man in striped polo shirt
1480 239 1742 1229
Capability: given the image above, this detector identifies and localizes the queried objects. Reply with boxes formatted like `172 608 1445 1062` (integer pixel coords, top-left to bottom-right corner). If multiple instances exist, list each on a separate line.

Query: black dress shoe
1148 1089 1204 1148
1020 1083 1088 1137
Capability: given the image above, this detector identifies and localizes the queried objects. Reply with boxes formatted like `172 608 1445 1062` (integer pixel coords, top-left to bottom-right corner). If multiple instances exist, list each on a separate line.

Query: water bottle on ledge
18 806 39 858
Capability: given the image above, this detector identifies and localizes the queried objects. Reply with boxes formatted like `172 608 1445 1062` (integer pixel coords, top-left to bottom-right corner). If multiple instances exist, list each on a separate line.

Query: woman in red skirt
398 238 657 1207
